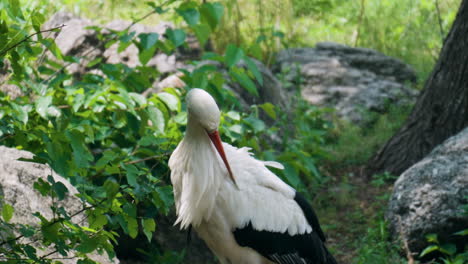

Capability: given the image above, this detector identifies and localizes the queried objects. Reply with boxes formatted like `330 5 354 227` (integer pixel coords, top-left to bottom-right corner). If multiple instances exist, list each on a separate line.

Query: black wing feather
232 192 337 264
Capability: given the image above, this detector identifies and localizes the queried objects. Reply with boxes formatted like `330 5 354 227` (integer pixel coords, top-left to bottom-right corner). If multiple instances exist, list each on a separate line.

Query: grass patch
325 104 412 169
313 172 405 264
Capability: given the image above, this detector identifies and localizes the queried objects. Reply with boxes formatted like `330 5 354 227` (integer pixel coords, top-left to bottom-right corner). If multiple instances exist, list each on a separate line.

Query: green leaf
41 222 60 242
10 103 29 125
123 202 137 218
36 95 52 119
89 212 108 229
104 179 120 200
230 68 258 96
2 203 14 222
224 44 244 68
147 106 165 134
244 57 263 85
439 243 457 255
177 5 200 26
426 233 439 243
138 33 159 65
129 92 147 106
142 218 156 242
259 103 276 119
191 23 211 46
66 130 94 169
34 178 51 196
165 28 186 48
95 150 118 170
126 216 138 239
138 33 159 50
283 164 301 188
152 186 174 214
454 229 468 236
123 164 139 187
420 245 440 257
53 181 68 200
200 2 224 30
157 92 180 111
22 244 38 260
226 111 240 121
32 11 45 32
76 236 99 254
19 225 35 237
244 116 266 133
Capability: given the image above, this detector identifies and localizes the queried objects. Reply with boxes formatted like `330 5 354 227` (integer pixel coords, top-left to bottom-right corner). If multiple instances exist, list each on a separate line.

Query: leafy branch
41 0 174 85
0 24 65 57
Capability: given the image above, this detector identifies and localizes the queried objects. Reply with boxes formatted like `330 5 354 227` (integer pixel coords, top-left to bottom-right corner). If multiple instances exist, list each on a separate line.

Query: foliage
420 232 468 264
16 0 461 80
353 217 406 264
326 104 412 168
0 0 330 262
419 202 468 264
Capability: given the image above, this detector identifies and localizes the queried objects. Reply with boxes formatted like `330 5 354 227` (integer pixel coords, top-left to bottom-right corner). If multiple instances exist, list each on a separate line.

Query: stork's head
186 88 237 187
186 88 221 132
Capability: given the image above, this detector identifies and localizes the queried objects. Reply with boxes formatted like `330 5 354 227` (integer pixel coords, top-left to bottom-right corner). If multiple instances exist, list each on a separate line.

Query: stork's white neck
168 116 224 229
185 115 208 140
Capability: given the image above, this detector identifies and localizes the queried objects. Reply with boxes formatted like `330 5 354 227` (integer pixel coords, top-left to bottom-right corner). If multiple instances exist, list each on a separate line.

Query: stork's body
169 89 336 264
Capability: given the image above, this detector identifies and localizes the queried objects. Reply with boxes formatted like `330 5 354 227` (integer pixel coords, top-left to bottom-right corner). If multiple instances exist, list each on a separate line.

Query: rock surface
275 42 419 123
0 146 118 264
386 128 468 254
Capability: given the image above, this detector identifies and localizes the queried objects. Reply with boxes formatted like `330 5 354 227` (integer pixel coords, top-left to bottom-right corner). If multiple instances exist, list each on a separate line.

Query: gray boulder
0 146 119 264
386 128 468 254
275 42 419 123
42 12 103 78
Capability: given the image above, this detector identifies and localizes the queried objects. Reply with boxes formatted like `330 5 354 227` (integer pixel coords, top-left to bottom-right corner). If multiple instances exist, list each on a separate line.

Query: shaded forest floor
313 166 401 264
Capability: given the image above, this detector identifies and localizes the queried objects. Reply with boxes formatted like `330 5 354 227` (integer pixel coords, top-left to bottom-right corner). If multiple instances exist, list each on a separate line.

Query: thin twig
0 24 66 57
434 0 445 43
397 215 415 264
0 134 14 142
0 203 94 247
124 153 170 165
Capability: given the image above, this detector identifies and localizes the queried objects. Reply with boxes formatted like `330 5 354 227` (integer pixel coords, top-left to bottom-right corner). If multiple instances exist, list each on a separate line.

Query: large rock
0 146 118 264
386 128 468 254
42 12 103 78
274 42 419 123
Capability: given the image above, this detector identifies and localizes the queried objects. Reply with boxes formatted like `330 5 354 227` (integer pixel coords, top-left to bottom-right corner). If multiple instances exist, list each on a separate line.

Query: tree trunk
365 0 468 177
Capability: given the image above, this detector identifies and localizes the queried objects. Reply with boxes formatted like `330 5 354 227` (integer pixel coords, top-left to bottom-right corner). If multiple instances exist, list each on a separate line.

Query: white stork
169 88 337 264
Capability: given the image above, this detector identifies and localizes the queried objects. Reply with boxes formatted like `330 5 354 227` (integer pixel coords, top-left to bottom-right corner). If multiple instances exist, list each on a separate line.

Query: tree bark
366 0 468 177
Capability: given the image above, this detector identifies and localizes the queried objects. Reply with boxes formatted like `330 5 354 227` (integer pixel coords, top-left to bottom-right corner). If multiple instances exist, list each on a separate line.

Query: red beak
207 130 238 188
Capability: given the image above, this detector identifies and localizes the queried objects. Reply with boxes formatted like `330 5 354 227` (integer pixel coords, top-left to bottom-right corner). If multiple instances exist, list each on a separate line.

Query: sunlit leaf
157 92 180 112
200 2 224 30
225 44 244 68
165 28 186 48
1 203 14 222
142 218 156 242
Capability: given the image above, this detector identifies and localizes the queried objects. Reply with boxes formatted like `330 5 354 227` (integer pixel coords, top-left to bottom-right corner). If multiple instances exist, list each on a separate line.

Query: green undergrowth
325 104 413 169
18 0 461 81
313 172 405 264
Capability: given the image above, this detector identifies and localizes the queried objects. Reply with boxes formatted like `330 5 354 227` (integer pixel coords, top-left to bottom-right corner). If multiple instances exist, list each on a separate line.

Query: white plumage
169 88 335 264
